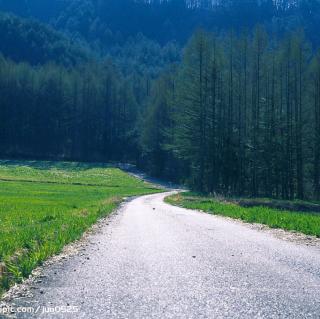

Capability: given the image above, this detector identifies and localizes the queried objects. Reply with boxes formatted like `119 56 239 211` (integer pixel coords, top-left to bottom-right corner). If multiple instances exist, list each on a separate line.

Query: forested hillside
1 0 320 74
0 13 90 66
1 0 320 72
1 0 320 45
1 0 320 200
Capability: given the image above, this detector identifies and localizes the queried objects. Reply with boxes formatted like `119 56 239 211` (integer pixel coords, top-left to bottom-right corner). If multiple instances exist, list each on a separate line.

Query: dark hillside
1 0 319 46
0 12 90 66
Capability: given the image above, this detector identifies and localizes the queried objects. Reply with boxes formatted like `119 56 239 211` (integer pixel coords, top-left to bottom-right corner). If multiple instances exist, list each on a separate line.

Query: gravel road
2 192 320 319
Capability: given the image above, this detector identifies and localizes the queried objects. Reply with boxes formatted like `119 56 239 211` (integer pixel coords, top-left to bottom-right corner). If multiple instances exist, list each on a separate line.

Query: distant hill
0 12 90 66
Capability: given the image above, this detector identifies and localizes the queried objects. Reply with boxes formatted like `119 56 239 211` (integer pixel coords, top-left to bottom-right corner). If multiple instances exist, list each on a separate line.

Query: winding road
3 192 320 319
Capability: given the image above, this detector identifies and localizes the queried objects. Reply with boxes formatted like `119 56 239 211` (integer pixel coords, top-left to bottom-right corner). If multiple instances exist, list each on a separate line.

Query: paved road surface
3 192 320 319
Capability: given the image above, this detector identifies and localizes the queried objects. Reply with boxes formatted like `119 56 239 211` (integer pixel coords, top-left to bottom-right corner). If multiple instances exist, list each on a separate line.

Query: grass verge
0 160 161 295
165 192 320 238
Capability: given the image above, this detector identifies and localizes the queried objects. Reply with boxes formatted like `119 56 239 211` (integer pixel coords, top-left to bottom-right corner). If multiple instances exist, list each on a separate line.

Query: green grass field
166 192 320 237
0 160 160 295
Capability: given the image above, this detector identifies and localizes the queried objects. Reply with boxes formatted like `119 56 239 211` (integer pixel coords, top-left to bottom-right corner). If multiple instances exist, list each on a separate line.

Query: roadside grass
0 160 161 295
165 192 320 238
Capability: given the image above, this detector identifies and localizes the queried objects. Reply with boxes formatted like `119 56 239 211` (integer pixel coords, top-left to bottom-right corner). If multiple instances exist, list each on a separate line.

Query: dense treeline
141 28 320 200
0 56 141 161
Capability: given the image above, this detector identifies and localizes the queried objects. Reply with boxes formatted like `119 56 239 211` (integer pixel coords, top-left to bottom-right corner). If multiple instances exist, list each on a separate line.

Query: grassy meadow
0 160 160 295
166 193 320 237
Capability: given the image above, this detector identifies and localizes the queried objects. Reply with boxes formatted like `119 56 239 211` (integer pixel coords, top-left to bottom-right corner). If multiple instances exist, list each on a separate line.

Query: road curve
4 192 320 319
